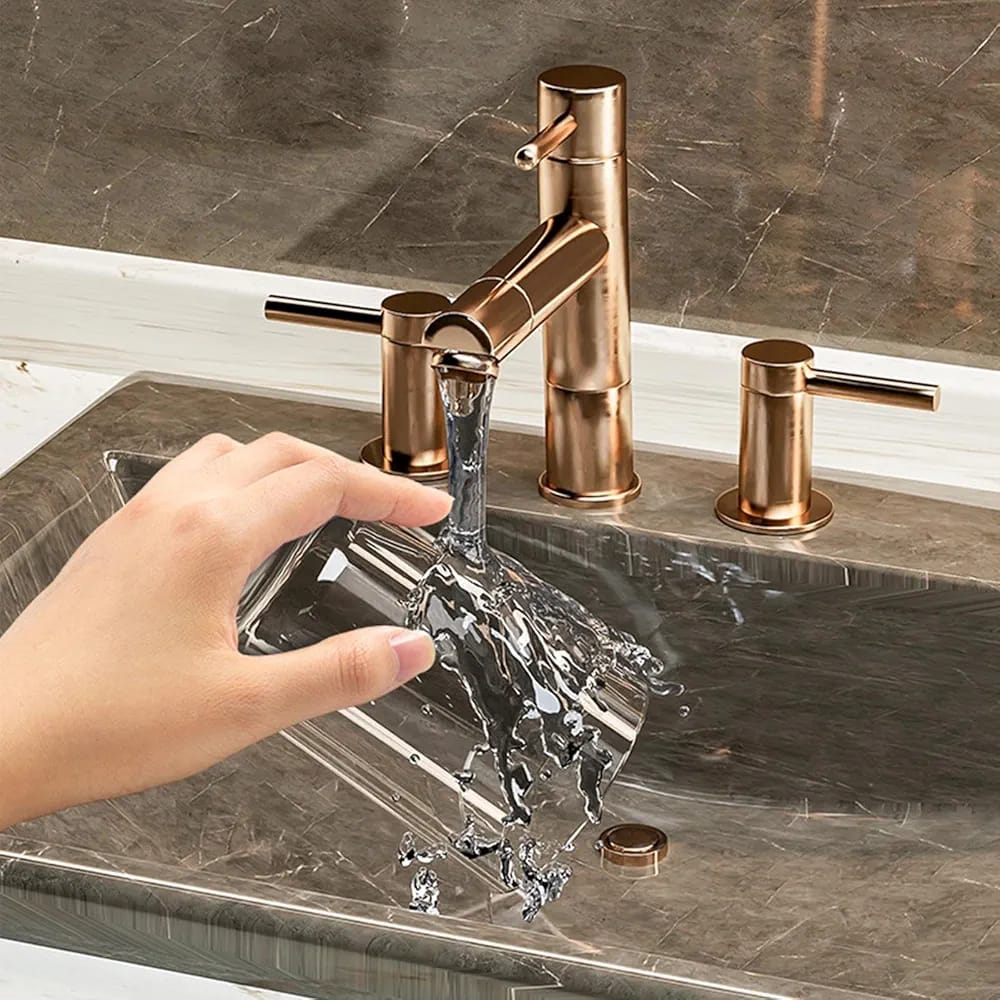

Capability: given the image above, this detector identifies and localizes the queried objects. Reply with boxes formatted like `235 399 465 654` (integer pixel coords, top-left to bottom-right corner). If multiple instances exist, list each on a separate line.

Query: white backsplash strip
2 236 998 498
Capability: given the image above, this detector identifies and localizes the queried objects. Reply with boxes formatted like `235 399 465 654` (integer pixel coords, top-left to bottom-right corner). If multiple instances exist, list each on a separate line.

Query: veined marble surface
2 1 999 367
3 380 1000 1000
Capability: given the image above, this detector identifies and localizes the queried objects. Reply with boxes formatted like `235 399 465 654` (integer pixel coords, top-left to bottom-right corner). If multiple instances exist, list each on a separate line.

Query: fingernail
390 630 436 683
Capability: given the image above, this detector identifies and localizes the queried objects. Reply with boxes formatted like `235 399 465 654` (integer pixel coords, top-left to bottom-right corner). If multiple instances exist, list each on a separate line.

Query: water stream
403 363 674 919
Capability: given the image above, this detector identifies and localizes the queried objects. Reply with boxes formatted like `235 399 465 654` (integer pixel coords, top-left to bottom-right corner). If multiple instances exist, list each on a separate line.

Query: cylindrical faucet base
539 383 640 508
360 291 451 482
738 389 813 522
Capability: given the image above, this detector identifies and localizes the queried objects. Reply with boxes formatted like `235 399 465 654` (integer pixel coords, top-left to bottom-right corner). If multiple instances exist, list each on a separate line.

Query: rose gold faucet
264 65 639 509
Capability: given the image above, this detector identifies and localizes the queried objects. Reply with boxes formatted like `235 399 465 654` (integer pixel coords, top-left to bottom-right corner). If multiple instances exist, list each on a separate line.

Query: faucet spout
423 214 608 363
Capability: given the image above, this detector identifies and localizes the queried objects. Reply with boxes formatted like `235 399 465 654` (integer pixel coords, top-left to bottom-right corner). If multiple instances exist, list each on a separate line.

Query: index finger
223 452 452 571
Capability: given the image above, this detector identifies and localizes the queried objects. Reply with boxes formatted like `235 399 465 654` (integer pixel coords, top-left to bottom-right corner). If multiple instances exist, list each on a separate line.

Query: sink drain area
596 823 669 878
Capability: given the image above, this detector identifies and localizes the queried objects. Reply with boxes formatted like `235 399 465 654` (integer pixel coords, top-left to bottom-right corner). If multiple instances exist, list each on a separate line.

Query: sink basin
2 378 998 1000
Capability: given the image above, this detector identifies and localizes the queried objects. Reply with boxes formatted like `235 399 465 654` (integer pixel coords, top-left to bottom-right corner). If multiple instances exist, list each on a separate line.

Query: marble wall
1 0 999 366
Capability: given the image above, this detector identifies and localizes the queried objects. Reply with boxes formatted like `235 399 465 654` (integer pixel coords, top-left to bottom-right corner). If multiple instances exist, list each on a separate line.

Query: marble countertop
3 0 1000 369
4 377 1000 1000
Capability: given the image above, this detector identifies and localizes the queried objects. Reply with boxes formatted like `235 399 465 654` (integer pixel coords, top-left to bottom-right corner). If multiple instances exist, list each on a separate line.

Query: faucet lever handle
514 112 577 171
264 296 382 334
806 366 940 411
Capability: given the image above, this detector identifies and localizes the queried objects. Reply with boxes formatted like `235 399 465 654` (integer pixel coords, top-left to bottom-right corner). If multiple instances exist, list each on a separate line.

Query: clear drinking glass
238 514 649 846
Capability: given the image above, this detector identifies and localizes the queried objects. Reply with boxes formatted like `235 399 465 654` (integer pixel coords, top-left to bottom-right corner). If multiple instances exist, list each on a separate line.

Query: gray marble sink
2 379 999 1000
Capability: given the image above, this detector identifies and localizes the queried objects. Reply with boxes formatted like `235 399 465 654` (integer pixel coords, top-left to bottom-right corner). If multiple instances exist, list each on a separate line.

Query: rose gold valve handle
806 368 940 409
715 340 940 536
264 297 382 334
514 112 578 171
263 291 451 482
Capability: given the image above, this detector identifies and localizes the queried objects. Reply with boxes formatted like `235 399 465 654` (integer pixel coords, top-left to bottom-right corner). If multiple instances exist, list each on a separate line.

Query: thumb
259 626 437 729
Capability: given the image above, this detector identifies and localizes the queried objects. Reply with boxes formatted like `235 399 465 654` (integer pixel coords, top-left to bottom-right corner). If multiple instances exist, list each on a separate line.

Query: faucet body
425 65 639 508
264 65 639 508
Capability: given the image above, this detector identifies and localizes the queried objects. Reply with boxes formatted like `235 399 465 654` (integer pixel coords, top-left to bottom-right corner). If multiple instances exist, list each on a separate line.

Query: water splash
402 362 673 919
448 817 572 922
451 816 501 859
514 838 573 922
407 370 670 827
398 831 448 868
409 866 441 914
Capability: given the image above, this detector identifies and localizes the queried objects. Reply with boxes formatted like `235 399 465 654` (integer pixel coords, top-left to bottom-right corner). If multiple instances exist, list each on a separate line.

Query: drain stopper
597 823 669 877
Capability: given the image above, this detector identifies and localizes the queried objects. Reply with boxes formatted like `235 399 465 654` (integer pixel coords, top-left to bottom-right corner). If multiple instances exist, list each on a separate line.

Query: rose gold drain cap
598 824 669 877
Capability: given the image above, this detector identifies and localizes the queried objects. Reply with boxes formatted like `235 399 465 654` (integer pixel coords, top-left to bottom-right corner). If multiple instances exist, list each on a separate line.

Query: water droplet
516 838 573 922
451 817 501 859
499 838 517 888
420 703 433 717
398 831 416 867
679 704 691 718
399 831 448 868
409 867 440 915
649 676 685 698
409 753 421 764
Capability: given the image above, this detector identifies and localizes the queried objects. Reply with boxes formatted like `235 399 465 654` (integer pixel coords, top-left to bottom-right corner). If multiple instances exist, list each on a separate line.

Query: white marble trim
1 237 998 497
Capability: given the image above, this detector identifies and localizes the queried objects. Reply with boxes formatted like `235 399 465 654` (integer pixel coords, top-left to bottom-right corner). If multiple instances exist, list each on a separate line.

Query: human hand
0 433 451 829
